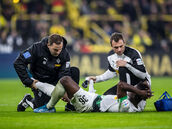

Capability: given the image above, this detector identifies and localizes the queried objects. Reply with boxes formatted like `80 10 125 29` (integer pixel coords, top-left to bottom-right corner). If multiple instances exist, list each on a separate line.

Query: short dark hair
48 34 63 45
110 32 125 46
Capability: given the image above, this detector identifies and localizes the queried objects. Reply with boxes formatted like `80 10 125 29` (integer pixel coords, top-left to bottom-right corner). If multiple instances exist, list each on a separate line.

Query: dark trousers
32 67 80 108
103 67 144 95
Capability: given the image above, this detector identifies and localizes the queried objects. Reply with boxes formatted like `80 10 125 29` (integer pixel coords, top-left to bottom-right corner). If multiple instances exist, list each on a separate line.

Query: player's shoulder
107 50 118 62
27 37 48 57
125 46 138 53
107 50 115 60
62 48 70 57
59 48 70 62
124 46 142 57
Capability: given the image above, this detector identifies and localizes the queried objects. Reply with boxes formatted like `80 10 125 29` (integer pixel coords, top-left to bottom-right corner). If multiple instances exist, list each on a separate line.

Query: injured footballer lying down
33 76 153 113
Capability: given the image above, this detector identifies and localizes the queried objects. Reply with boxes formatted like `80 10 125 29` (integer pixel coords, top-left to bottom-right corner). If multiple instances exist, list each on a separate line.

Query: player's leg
33 76 81 111
32 89 51 108
46 81 66 109
32 81 66 109
34 81 65 113
61 76 98 112
35 82 55 97
119 67 143 86
30 82 55 109
33 76 79 113
65 67 80 111
17 90 51 112
17 82 53 111
60 76 80 99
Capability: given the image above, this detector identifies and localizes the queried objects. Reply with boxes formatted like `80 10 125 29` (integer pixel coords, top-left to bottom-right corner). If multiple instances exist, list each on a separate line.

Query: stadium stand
0 0 172 53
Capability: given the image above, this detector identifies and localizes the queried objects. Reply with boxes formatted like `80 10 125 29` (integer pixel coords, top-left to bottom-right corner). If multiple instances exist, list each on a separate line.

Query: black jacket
13 36 71 87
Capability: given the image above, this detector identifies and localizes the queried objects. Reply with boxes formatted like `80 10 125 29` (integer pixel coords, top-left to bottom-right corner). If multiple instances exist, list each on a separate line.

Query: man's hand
61 93 70 102
30 80 38 89
137 80 153 99
82 76 96 88
88 76 96 83
140 88 153 100
116 60 127 67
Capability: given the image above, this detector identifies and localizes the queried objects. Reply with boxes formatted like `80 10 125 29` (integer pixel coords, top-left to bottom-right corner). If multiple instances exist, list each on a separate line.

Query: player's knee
71 67 80 74
60 76 71 85
117 81 126 89
119 67 128 74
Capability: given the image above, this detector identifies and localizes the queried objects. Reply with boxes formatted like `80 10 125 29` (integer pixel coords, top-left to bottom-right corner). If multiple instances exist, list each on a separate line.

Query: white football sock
46 82 65 109
88 80 96 93
35 82 55 96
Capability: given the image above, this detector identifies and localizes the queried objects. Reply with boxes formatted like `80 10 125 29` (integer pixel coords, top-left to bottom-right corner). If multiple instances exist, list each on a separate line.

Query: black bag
154 91 172 111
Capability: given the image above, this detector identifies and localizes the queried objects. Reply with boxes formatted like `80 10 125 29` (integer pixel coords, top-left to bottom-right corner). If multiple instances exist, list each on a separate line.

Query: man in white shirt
84 32 151 98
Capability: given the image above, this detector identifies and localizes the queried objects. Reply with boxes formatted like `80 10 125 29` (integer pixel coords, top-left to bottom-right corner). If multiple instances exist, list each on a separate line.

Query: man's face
47 42 63 57
111 39 125 55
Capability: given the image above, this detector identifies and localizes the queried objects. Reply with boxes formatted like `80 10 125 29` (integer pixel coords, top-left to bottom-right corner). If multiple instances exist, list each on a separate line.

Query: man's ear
47 42 50 46
123 41 126 46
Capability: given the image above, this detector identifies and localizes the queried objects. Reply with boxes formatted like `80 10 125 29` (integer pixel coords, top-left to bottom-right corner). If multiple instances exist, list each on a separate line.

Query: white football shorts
70 88 98 112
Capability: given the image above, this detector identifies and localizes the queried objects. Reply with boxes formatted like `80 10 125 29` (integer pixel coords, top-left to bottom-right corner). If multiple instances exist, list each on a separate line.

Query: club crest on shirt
56 58 60 63
43 57 48 65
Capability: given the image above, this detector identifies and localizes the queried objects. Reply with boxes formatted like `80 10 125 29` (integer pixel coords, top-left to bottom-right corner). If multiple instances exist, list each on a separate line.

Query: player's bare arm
117 81 152 99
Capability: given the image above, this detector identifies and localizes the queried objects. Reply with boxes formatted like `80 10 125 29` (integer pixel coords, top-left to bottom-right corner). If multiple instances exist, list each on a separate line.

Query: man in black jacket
14 34 79 111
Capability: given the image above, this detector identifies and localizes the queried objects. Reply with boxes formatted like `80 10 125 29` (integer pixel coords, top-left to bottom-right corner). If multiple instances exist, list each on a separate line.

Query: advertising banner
0 52 172 78
70 52 172 77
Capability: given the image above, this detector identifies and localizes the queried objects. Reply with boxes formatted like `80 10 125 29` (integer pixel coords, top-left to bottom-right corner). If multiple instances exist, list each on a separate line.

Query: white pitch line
88 126 171 129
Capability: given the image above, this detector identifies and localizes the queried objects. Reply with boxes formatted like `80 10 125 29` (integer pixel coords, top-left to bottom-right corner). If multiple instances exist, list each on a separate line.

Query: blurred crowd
0 0 172 53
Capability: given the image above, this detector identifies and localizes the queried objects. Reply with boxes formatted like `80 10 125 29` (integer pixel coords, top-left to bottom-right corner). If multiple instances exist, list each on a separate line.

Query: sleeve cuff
23 78 34 87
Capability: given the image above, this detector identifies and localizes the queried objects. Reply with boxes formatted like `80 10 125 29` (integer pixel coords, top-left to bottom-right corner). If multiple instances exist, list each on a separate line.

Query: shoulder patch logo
23 51 31 59
66 62 70 68
136 58 143 65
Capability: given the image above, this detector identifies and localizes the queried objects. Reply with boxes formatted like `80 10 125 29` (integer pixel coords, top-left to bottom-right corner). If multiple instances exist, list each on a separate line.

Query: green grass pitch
0 77 172 129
